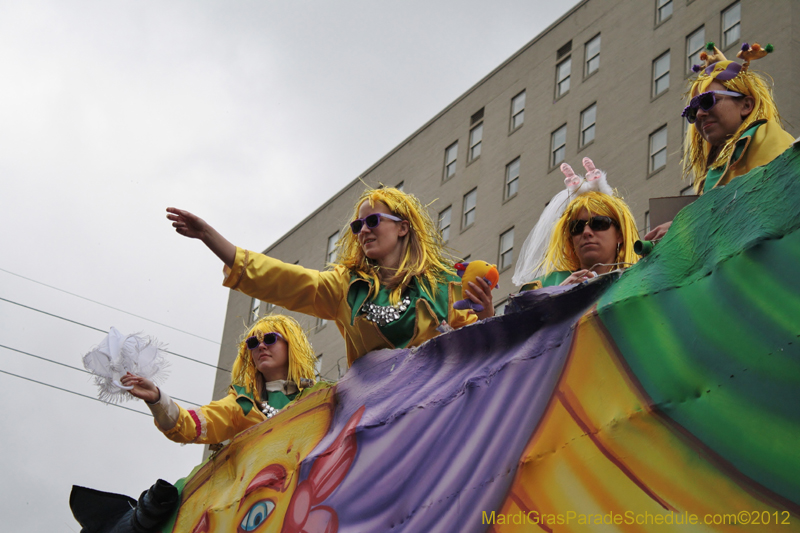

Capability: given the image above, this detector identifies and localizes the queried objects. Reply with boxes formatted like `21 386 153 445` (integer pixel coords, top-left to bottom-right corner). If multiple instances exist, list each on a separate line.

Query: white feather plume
83 327 169 404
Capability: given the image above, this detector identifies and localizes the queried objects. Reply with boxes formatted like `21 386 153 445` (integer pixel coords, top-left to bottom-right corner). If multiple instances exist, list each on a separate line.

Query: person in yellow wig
166 187 494 368
121 314 319 444
645 41 795 242
523 192 639 289
514 159 639 290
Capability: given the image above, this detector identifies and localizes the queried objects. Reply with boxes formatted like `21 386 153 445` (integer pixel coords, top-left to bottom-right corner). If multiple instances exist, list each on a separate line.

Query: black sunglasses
350 213 403 234
245 332 283 350
569 216 616 236
681 90 744 124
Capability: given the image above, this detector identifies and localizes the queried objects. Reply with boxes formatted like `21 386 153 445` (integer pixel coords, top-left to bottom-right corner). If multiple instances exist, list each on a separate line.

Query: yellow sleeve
222 247 346 320
156 393 263 445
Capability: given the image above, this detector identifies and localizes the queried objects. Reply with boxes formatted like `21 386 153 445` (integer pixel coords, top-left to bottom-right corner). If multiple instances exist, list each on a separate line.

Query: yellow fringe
334 187 454 305
682 69 783 193
230 315 317 400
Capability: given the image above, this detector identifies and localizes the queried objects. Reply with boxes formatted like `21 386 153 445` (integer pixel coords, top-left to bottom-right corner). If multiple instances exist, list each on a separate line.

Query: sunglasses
245 332 283 350
350 213 403 234
569 216 616 236
681 90 744 124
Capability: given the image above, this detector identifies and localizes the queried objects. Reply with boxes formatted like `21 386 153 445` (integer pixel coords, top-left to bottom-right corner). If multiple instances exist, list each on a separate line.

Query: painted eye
240 500 275 531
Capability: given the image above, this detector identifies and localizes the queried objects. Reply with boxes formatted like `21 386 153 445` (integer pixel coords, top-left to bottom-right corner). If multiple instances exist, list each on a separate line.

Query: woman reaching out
122 315 318 444
167 187 494 367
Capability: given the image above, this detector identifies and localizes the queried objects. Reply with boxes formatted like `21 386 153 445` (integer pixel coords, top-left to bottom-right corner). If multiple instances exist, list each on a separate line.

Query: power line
0 368 150 416
0 296 231 373
0 267 220 344
0 343 203 407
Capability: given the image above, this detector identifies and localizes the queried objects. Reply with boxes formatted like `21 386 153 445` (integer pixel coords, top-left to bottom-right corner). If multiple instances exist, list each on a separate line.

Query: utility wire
0 296 231 373
0 267 220 344
0 344 203 407
0 368 150 416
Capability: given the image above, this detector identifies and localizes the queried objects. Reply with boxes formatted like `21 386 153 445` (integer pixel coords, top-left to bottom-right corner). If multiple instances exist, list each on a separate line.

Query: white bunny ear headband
512 157 614 286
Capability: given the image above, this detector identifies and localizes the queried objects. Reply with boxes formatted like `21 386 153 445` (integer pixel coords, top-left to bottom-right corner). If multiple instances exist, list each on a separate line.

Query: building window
584 34 601 76
443 141 458 180
438 206 452 242
656 0 672 24
315 353 322 379
686 27 705 74
505 157 520 199
315 316 327 331
395 181 404 192
326 231 339 264
580 104 596 147
722 2 740 49
680 184 695 196
551 125 567 167
462 189 477 229
649 126 668 173
494 298 507 316
653 51 670 96
510 91 525 131
264 302 275 314
555 57 571 98
250 297 260 323
469 123 483 162
499 228 514 271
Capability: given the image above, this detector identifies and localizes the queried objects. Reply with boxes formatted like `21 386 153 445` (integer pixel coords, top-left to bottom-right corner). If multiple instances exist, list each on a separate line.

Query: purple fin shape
453 299 483 312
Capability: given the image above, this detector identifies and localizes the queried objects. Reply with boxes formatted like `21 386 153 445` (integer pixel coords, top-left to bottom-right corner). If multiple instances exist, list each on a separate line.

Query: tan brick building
212 0 799 399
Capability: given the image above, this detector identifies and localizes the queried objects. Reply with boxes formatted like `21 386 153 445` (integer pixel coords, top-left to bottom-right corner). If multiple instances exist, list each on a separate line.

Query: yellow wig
682 44 783 193
334 187 453 304
230 315 317 401
541 192 639 276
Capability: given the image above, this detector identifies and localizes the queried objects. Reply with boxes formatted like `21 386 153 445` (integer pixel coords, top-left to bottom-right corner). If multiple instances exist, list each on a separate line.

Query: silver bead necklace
361 296 411 326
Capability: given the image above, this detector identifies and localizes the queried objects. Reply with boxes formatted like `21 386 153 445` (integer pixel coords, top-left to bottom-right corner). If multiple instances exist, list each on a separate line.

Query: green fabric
703 121 764 193
597 146 800 503
347 274 457 348
266 390 297 410
231 383 296 414
521 271 571 291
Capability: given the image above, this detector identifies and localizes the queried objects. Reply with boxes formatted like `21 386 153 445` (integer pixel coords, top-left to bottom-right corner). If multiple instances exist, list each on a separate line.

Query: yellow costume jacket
156 388 266 445
222 247 477 367
703 119 795 193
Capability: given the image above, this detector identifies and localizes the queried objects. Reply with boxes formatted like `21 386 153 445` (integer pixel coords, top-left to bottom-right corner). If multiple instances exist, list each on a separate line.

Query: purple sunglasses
681 90 743 124
245 332 283 350
350 213 403 234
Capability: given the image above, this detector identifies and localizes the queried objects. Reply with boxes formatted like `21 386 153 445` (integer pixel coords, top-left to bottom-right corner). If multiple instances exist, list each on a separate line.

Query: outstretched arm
121 372 180 431
166 207 236 267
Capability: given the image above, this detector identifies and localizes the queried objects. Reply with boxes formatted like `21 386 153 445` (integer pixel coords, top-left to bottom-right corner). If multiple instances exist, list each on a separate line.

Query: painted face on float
172 389 363 533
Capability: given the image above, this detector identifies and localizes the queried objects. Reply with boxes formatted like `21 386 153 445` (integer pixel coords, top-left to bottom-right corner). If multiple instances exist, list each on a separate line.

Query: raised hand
120 372 161 404
166 207 209 240
165 207 236 267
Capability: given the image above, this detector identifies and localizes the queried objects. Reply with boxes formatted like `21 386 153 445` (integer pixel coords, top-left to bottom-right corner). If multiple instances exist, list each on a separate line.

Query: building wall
212 0 798 400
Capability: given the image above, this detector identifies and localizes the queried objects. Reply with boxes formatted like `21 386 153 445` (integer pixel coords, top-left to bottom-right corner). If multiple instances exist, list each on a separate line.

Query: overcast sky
0 1 580 529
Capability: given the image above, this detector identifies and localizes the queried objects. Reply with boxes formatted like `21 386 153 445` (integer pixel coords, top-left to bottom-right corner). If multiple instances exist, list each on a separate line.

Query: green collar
231 384 296 415
704 120 765 193
346 273 456 348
